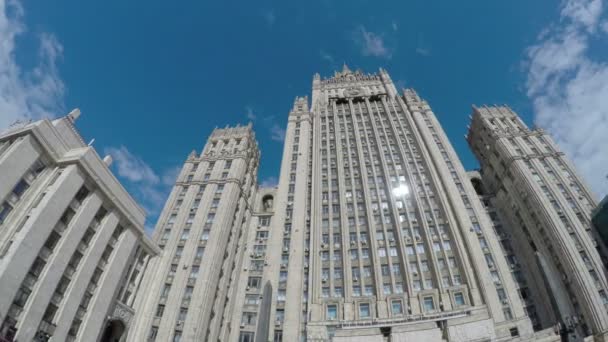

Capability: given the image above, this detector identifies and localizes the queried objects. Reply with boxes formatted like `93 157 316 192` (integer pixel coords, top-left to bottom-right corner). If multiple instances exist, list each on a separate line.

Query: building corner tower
467 105 608 341
128 124 259 342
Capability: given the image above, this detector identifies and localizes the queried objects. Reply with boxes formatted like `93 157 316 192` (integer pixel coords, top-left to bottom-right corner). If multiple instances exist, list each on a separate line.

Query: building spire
342 62 351 74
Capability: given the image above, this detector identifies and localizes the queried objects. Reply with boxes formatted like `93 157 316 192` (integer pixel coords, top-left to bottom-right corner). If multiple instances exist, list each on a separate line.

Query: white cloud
104 146 160 184
262 9 276 27
270 123 286 142
260 176 278 188
355 26 392 59
161 165 181 187
320 50 334 64
392 21 398 31
247 107 286 142
415 47 430 56
105 145 178 232
246 106 256 120
0 0 65 131
524 0 608 197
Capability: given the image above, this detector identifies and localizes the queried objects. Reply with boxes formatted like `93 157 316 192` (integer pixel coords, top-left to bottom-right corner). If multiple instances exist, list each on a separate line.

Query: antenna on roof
88 138 95 146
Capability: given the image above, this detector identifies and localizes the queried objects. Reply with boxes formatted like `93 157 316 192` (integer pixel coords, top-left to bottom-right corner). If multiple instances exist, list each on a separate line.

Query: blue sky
2 0 608 232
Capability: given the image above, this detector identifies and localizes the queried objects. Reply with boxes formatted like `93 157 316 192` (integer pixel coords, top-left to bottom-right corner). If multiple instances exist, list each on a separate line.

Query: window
327 305 337 320
221 172 228 179
245 294 259 305
178 307 188 321
184 286 194 300
248 277 261 289
359 303 370 318
148 327 158 341
173 331 182 342
259 216 271 226
454 292 465 306
156 304 165 317
161 284 171 298
242 312 257 325
391 300 403 315
225 160 232 169
189 265 199 279
239 332 255 342
423 297 435 312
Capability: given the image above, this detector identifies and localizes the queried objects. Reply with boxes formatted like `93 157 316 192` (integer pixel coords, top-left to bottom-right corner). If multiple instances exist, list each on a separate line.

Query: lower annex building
0 111 158 342
2 66 608 342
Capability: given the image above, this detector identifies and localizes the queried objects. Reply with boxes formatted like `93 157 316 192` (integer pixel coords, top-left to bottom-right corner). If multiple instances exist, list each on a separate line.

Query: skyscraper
131 67 569 342
467 105 608 341
0 112 158 342
228 66 550 342
128 125 260 341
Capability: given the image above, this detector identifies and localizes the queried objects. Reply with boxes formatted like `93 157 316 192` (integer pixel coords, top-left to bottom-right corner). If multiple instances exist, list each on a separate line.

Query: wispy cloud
104 145 178 232
260 176 278 188
524 0 608 197
0 0 65 131
105 146 160 184
354 26 392 59
320 50 335 64
245 106 286 142
270 123 286 142
391 21 398 31
246 106 256 120
415 33 431 57
261 9 276 27
415 47 430 56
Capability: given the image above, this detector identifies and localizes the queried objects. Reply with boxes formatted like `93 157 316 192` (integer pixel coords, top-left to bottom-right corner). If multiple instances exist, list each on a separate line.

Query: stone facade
11 68 608 342
222 67 559 342
467 105 608 341
0 112 158 342
127 124 259 341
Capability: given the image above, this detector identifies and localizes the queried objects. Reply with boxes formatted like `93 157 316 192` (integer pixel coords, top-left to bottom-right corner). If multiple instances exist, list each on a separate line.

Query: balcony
39 319 56 335
55 222 67 234
75 307 86 320
86 283 97 294
64 265 76 278
39 246 52 261
22 273 37 289
69 199 82 211
76 242 87 254
108 236 118 247
50 292 63 306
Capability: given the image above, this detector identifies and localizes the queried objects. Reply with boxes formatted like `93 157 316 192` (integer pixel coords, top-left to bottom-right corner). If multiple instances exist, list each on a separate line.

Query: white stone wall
0 116 157 342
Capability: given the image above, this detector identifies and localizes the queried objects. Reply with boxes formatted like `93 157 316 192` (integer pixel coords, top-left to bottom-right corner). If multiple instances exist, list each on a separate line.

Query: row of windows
0 159 46 225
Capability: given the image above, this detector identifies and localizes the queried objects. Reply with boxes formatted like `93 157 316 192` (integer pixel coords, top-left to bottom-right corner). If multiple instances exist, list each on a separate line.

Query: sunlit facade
467 105 608 341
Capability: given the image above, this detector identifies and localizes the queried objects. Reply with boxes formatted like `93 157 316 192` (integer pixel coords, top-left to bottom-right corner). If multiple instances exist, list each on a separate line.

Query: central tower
230 66 538 342
305 66 532 340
